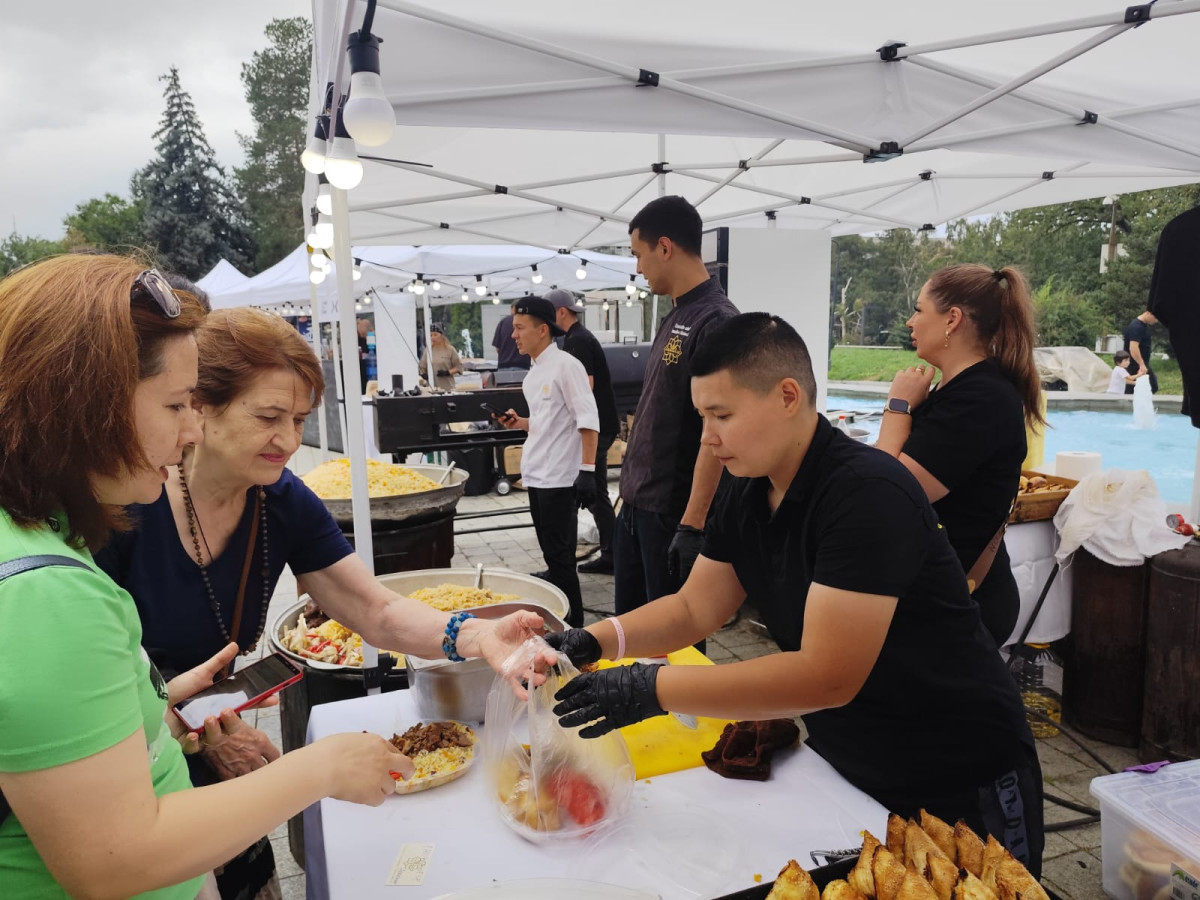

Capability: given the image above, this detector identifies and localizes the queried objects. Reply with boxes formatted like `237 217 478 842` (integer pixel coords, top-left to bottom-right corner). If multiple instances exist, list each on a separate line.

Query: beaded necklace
177 463 271 655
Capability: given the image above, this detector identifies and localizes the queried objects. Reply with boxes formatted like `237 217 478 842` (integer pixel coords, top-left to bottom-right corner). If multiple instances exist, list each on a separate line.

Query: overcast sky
2 0 309 239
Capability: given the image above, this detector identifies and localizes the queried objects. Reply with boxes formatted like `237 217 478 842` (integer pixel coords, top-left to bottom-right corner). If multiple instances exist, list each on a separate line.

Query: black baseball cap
512 296 565 337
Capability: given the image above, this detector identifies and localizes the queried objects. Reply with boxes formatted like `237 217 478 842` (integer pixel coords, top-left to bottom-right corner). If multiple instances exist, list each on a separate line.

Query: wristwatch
885 397 911 415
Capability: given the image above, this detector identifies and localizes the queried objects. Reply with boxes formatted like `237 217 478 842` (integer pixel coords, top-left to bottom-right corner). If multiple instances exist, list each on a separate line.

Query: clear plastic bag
484 638 634 845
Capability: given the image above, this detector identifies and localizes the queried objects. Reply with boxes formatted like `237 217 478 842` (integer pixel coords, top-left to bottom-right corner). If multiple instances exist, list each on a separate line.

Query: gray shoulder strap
0 554 91 582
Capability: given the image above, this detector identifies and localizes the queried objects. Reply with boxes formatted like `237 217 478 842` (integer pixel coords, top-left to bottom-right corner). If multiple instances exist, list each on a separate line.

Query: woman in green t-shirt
0 255 437 899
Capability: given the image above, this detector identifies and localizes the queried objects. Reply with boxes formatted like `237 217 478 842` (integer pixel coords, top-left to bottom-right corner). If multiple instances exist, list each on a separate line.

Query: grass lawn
829 346 1183 394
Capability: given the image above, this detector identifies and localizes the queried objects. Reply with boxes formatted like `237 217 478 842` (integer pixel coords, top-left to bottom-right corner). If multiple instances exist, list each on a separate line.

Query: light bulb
626 298 633 307
301 131 326 174
364 295 372 304
352 266 362 281
316 182 332 216
639 290 648 300
309 269 326 285
310 249 329 268
576 263 587 280
324 137 363 190
319 257 331 273
602 300 610 311
413 281 425 296
626 277 636 295
461 291 469 302
313 215 334 249
343 33 394 147
575 297 584 307
492 294 500 304
306 230 319 247
355 302 363 312
531 265 543 284
474 276 486 296
431 280 441 291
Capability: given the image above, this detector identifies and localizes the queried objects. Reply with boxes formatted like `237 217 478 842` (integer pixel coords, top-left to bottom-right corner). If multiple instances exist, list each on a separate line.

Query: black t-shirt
903 359 1026 574
702 417 1034 813
492 314 529 369
619 276 739 517
563 322 619 435
1124 318 1153 375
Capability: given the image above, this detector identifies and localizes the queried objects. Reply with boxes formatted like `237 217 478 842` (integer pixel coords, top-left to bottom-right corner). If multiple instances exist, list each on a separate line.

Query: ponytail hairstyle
925 263 1045 430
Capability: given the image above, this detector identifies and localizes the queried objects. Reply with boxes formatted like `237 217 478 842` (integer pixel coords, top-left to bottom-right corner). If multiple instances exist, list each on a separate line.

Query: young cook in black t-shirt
547 313 1044 876
875 264 1046 647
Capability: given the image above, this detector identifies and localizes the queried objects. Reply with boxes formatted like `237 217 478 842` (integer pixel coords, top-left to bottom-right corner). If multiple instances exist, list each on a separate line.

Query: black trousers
585 433 617 554
528 486 584 627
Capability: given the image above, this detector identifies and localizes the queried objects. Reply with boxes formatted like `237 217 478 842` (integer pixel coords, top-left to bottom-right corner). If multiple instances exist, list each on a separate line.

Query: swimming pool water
826 393 1199 507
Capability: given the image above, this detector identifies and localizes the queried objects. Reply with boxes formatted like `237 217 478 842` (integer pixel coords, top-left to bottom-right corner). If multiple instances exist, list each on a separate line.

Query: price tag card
1171 861 1200 900
386 843 435 886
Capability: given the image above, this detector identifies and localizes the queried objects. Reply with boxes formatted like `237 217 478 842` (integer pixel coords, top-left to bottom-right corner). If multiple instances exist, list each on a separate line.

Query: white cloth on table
1054 468 1190 566
304 690 886 900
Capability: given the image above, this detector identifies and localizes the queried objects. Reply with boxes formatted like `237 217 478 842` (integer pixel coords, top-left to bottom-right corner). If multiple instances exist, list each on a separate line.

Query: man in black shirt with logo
1123 309 1158 394
547 288 620 574
617 196 738 619
549 314 1044 876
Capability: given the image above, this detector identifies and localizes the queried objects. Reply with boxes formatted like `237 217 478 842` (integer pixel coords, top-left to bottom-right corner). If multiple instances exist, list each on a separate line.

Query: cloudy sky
2 0 309 239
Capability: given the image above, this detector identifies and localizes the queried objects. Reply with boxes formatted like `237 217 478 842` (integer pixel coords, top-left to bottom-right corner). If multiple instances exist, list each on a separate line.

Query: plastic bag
484 638 634 845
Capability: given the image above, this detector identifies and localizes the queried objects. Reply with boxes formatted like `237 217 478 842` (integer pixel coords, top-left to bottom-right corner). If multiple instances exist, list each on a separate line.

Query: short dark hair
165 272 210 313
628 195 703 257
690 312 817 407
1114 349 1131 363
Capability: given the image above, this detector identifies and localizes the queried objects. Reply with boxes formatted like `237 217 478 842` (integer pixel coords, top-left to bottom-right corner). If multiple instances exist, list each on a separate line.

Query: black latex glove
666 524 705 582
553 663 666 738
574 469 598 509
543 628 602 669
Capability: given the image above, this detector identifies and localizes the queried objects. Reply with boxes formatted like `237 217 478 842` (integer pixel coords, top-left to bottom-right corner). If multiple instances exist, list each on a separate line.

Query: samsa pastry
822 880 868 900
954 821 986 878
920 809 958 863
766 859 819 900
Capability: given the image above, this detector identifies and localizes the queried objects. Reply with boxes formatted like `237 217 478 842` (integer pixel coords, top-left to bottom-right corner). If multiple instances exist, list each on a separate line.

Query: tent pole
330 186 380 689
308 279 329 461
694 138 783 208
650 295 659 342
657 135 666 197
422 292 433 402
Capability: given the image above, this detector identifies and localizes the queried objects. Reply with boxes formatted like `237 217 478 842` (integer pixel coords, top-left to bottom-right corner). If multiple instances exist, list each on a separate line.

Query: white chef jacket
520 342 600 489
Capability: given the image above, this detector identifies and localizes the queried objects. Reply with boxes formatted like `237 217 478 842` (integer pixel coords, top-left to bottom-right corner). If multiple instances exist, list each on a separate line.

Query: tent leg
308 280 329 461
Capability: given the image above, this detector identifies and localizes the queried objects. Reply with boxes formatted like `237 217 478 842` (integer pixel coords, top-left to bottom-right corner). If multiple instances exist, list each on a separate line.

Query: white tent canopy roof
308 0 1200 246
195 259 250 294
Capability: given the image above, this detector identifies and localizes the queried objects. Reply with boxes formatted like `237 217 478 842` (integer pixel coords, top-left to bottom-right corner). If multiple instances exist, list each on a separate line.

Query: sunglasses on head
131 268 181 318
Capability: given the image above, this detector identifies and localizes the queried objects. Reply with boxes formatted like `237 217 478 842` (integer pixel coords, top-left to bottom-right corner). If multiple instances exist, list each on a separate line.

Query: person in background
547 313 1044 877
1123 309 1159 394
1107 350 1146 394
547 288 619 575
94 306 556 898
356 317 371 393
0 255 409 900
496 296 599 627
419 323 463 391
617 196 738 636
875 264 1044 647
492 300 530 377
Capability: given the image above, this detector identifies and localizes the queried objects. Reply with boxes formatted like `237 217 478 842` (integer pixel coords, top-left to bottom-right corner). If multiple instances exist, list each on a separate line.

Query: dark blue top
95 468 354 676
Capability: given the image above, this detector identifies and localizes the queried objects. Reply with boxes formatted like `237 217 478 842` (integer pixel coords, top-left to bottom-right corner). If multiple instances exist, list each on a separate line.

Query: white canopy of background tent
194 258 249 294
303 0 1200 604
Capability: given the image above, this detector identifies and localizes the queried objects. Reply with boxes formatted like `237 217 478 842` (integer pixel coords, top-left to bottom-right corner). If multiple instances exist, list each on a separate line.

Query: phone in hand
172 652 304 733
480 402 512 423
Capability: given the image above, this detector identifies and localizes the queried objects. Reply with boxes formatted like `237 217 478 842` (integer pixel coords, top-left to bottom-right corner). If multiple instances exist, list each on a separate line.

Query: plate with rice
390 721 477 795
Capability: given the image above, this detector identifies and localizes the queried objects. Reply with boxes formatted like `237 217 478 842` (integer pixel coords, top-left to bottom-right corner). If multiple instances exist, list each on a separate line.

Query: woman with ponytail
876 264 1045 646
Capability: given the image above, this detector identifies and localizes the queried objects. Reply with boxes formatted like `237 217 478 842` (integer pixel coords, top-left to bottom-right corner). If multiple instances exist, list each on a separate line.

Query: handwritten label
1171 861 1200 900
386 843 435 886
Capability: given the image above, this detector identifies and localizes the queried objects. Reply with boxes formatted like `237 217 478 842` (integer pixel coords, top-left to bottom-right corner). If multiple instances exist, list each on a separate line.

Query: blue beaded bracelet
441 611 476 662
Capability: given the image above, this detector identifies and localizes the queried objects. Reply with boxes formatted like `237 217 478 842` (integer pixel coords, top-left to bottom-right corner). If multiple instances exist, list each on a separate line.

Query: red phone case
171 653 303 733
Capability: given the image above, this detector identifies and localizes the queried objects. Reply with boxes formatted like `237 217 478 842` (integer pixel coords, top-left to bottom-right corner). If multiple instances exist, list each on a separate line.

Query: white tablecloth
304 691 886 900
1004 520 1072 645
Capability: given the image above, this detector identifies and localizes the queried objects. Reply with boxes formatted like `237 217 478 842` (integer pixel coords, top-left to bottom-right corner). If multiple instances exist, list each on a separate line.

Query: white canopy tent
304 0 1200 598
194 259 249 295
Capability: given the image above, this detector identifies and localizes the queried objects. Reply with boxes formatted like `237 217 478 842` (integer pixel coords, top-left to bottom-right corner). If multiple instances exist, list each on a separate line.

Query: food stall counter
304 690 887 899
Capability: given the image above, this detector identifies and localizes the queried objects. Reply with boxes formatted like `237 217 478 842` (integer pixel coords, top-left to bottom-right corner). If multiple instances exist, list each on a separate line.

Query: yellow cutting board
597 647 734 780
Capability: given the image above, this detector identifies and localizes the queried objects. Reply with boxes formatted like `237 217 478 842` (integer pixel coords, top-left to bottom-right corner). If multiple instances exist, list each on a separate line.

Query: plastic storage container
1090 759 1200 900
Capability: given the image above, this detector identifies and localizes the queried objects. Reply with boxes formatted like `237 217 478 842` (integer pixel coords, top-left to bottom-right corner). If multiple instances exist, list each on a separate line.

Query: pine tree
133 67 255 279
235 17 312 271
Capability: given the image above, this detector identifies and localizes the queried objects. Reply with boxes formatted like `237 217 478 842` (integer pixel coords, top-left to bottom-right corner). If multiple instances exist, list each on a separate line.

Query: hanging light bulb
430 280 441 291
352 258 362 281
315 175 333 216
324 101 364 190
474 275 487 296
313 213 334 249
626 275 636 295
639 290 648 300
363 294 372 305
575 297 584 307
309 269 326 285
319 257 332 273
576 260 588 280
461 290 469 302
412 278 425 296
310 248 329 268
602 300 610 312
626 298 633 307
531 264 543 285
491 294 500 304
355 302 363 312
343 30 394 147
300 116 329 174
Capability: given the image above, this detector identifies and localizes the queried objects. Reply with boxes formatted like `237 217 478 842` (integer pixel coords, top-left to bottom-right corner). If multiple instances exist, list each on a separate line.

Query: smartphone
480 402 511 421
172 653 304 733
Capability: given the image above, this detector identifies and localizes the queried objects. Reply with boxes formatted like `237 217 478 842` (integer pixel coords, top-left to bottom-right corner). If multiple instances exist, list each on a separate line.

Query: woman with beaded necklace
96 306 551 900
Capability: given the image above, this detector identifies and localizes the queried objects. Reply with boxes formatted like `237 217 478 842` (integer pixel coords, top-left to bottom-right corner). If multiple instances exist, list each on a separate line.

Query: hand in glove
543 628 602 669
574 469 598 509
666 524 705 582
552 663 666 738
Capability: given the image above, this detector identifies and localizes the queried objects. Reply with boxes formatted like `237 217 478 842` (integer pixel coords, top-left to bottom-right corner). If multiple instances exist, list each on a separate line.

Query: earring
944 330 951 348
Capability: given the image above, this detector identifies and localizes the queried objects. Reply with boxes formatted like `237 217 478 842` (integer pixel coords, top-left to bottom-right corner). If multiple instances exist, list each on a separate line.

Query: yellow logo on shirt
662 335 683 365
